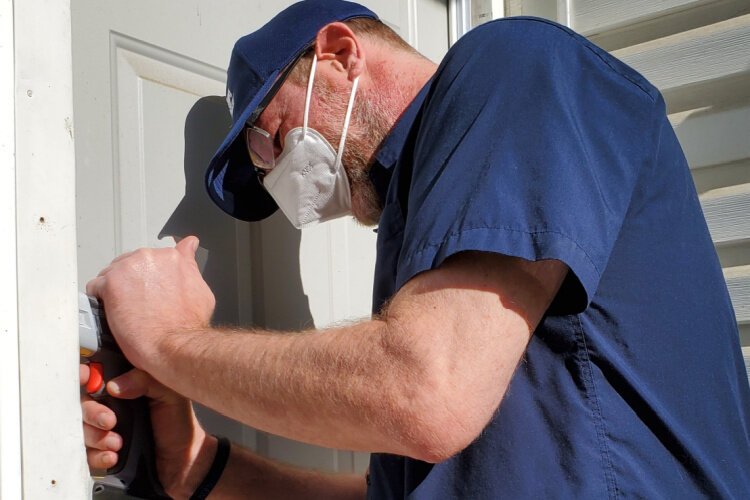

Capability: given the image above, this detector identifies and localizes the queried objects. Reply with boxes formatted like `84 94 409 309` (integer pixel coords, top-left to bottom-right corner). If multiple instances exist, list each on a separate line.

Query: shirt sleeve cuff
396 226 601 315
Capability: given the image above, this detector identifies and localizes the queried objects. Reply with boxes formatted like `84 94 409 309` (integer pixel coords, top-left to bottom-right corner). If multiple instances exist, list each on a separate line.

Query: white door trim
449 0 508 44
449 0 473 44
0 0 22 497
13 0 90 497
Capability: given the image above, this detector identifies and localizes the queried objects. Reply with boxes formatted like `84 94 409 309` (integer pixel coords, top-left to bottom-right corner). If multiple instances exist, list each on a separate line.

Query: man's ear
314 22 365 80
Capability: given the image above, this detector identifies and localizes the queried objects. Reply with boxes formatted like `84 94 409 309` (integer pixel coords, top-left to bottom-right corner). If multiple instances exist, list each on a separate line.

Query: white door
73 0 449 480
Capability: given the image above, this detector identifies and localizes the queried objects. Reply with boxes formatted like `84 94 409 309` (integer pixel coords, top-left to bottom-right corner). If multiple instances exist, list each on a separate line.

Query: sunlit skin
80 22 569 499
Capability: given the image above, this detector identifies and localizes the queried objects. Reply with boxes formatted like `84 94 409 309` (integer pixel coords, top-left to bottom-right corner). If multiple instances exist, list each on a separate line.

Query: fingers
85 275 106 298
81 398 116 431
175 235 199 261
96 264 112 277
83 422 122 452
82 395 121 470
80 363 90 385
87 448 119 470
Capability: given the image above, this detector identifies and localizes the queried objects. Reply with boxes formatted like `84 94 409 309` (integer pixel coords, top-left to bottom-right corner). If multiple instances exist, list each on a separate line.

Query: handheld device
78 292 169 499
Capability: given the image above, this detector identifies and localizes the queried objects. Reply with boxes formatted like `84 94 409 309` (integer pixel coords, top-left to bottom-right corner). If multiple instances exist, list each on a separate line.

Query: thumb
175 235 199 261
107 368 178 403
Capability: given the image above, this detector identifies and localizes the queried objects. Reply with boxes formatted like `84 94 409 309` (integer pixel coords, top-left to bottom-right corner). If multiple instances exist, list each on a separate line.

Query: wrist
189 436 231 500
169 432 218 499
148 326 201 379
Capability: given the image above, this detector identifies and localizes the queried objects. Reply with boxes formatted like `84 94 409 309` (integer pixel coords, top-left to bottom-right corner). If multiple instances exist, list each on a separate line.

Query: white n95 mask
262 53 359 229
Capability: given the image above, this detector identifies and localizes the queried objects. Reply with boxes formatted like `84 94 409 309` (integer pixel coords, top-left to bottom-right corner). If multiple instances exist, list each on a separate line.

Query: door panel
74 0 449 477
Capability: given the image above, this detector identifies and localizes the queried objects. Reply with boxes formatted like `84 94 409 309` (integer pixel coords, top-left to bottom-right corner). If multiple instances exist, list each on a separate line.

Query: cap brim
205 70 280 221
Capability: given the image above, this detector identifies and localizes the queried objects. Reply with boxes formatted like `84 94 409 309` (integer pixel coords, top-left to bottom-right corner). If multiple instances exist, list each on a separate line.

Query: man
81 0 750 498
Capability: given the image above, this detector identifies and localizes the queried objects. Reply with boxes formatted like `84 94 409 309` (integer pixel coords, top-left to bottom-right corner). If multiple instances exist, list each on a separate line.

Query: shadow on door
159 95 314 447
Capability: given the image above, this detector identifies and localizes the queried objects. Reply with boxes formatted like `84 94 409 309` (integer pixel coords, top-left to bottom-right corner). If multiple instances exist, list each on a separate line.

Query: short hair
287 17 418 84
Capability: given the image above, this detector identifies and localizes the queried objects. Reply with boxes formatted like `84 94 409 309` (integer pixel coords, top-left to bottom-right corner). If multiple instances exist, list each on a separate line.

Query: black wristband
190 436 231 500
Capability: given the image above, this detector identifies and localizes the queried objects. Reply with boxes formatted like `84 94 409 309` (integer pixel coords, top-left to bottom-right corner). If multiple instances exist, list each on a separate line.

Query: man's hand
80 364 216 498
85 236 215 371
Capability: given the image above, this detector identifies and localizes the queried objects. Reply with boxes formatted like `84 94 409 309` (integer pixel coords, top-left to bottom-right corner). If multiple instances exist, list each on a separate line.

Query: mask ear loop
335 75 359 168
302 53 317 135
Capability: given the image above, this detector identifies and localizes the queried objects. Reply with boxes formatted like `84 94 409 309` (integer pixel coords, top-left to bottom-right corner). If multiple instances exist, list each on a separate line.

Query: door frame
449 0 574 43
449 0 507 43
0 0 22 496
3 0 90 497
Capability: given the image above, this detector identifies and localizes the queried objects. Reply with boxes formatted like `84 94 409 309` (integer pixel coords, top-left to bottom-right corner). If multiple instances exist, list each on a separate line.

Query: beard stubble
314 79 402 227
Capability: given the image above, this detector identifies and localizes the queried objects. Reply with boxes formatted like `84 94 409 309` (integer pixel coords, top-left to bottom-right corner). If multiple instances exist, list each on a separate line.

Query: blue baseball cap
205 0 378 221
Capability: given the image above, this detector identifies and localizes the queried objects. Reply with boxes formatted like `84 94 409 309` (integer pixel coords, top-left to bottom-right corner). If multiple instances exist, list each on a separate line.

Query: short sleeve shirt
366 17 750 499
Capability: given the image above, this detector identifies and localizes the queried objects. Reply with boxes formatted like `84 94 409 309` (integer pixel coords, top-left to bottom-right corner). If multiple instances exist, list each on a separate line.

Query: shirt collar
375 82 430 168
369 82 431 201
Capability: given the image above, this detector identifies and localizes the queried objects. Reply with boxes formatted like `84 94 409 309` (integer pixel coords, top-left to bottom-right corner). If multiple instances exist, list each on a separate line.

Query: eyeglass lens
246 127 275 170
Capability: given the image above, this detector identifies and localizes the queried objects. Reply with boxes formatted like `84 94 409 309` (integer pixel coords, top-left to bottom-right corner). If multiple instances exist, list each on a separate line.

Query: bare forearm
92 244 566 466
148 320 424 456
210 443 366 500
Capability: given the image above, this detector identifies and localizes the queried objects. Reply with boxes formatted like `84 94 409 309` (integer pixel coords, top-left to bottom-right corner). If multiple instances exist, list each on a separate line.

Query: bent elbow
400 392 492 463
410 436 471 464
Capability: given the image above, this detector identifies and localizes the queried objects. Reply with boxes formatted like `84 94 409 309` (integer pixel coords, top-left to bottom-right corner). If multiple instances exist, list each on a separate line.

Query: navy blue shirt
366 17 750 499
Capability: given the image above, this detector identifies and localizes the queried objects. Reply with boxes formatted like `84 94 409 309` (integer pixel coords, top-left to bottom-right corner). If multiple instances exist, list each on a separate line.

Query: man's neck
368 46 437 127
396 56 437 110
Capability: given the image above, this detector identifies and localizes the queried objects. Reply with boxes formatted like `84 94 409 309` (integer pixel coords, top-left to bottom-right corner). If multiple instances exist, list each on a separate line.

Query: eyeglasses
243 50 308 174
245 125 277 171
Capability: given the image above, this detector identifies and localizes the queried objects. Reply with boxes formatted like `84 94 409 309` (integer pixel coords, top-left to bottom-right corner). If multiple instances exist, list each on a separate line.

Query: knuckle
168 247 181 262
81 400 98 419
87 449 115 469
130 248 147 267
83 425 106 448
132 248 151 264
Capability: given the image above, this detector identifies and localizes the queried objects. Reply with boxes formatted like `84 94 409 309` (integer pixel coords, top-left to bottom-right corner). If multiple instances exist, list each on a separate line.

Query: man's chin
351 194 382 228
351 210 380 228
